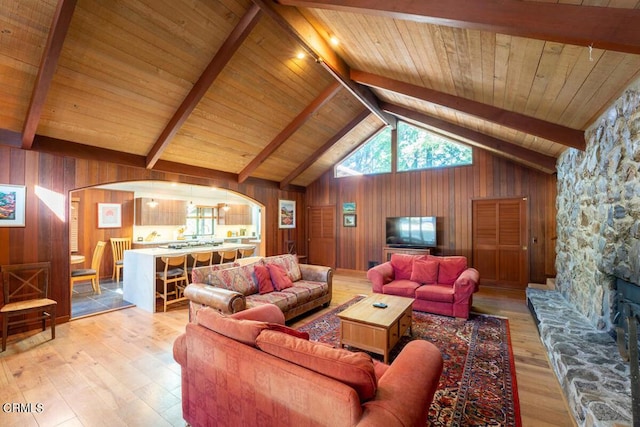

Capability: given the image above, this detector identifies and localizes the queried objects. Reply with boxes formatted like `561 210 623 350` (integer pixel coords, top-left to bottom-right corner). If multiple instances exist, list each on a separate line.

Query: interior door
472 198 528 288
308 205 336 268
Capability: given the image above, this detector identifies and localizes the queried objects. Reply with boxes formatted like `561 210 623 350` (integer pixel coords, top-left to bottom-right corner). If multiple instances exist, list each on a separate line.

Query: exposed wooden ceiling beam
279 109 370 189
239 81 342 183
277 0 640 55
22 0 77 150
252 0 395 126
382 103 557 173
145 4 262 169
28 135 305 192
352 69 585 150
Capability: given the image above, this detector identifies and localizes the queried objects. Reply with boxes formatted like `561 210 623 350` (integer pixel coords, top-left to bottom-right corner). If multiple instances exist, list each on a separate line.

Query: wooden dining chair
1 262 57 352
218 249 237 264
156 255 189 312
110 237 131 283
187 251 213 283
237 246 256 258
71 241 106 295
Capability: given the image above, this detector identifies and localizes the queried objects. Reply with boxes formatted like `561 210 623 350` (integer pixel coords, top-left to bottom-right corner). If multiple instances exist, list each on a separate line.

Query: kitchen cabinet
135 198 187 226
218 204 252 225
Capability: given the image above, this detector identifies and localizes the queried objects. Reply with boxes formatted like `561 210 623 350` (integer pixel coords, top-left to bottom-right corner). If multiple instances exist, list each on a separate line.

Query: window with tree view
335 121 472 177
397 121 472 171
335 128 392 177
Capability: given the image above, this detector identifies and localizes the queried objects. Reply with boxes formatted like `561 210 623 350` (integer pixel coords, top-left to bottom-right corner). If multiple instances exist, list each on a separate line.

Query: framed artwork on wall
342 202 356 213
278 200 296 229
97 203 122 228
0 184 26 227
343 214 357 227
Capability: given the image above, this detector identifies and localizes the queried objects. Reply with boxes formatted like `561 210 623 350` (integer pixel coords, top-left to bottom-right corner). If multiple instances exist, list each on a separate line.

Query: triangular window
334 128 392 177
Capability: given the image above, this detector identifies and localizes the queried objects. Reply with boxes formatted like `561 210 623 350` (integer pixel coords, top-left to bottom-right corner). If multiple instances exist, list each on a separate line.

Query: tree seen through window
334 121 472 177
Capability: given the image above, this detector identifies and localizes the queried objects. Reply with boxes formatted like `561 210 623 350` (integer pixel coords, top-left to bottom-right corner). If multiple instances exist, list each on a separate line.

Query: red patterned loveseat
367 254 479 319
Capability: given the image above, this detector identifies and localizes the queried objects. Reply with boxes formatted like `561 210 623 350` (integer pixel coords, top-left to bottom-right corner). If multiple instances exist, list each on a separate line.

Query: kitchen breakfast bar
123 243 256 312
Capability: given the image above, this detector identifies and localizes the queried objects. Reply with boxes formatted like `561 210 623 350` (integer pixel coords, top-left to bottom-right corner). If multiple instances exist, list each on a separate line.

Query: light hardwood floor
0 270 575 427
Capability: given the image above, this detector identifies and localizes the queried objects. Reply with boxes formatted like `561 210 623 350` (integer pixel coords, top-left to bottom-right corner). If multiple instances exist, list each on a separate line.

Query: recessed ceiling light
296 52 306 60
330 36 339 46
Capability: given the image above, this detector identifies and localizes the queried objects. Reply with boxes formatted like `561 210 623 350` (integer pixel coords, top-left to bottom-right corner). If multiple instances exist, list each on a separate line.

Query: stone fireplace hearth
546 78 640 426
527 288 632 426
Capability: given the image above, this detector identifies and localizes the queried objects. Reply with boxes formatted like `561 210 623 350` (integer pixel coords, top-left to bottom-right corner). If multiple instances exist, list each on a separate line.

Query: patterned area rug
298 297 522 427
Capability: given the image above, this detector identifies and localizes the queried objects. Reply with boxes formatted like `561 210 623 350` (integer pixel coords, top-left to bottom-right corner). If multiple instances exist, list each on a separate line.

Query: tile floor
71 277 134 319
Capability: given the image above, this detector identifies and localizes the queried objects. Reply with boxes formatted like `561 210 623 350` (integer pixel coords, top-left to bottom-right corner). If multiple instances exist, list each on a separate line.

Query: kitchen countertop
133 238 224 246
126 242 254 257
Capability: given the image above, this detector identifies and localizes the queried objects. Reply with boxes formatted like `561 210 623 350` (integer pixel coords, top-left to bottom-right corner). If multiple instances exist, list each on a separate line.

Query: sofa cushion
196 307 309 345
415 284 455 303
256 329 378 402
382 279 420 298
437 256 467 285
254 265 274 294
410 259 439 284
281 280 328 305
267 263 294 290
268 324 310 340
246 291 299 313
390 253 416 280
191 262 239 284
197 308 267 346
263 254 302 281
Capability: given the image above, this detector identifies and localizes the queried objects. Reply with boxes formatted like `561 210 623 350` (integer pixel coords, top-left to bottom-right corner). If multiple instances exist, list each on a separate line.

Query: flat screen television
385 216 437 248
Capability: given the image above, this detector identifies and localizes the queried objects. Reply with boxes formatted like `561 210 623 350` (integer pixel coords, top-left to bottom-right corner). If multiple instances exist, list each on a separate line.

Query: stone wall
556 78 640 331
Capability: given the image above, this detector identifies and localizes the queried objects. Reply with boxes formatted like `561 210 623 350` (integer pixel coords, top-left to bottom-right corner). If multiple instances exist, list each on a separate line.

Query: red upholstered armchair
367 254 479 319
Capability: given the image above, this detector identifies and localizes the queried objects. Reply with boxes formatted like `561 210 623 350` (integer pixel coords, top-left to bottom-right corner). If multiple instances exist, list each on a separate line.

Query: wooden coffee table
337 294 414 363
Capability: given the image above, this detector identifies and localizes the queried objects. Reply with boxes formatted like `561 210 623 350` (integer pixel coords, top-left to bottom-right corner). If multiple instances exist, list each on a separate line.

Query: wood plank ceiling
1 0 639 187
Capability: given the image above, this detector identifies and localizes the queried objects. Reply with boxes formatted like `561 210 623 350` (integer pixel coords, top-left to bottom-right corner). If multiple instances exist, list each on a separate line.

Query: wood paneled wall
0 146 305 323
73 188 135 278
306 148 557 284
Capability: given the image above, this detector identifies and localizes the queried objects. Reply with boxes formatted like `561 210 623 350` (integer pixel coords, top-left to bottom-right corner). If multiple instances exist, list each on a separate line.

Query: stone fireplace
547 78 640 426
556 78 640 333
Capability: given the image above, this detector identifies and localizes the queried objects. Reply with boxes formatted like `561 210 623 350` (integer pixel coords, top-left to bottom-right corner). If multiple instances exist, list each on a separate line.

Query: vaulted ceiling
1 0 639 188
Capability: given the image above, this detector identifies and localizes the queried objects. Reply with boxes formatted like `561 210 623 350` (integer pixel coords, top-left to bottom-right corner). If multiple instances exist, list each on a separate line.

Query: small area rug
297 296 521 427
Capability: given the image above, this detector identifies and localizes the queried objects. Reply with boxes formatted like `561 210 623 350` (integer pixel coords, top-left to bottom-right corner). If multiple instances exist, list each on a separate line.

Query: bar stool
187 251 213 283
155 255 188 312
218 249 237 264
237 246 256 258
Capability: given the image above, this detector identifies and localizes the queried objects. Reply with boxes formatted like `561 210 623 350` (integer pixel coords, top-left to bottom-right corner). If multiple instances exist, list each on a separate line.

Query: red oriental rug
297 297 522 427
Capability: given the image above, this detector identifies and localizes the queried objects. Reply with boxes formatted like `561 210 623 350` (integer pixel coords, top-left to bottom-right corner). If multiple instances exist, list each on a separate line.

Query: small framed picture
342 202 356 213
343 214 356 227
0 184 26 227
97 203 122 228
278 200 296 229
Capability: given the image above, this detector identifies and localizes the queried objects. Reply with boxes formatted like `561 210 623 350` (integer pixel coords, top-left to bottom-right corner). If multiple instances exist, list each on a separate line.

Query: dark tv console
382 246 430 262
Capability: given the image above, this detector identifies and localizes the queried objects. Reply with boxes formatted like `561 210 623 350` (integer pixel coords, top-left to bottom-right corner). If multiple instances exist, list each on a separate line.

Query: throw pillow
390 253 417 280
267 263 293 290
196 308 267 346
438 256 467 285
254 265 274 294
263 254 302 281
410 259 439 284
256 329 377 402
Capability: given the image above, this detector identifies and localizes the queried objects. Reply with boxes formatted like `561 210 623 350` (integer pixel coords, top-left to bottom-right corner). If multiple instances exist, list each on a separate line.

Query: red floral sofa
187 254 332 321
173 303 444 427
367 254 479 319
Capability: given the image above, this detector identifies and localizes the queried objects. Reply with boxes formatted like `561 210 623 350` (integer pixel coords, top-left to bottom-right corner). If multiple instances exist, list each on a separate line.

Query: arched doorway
69 180 264 318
